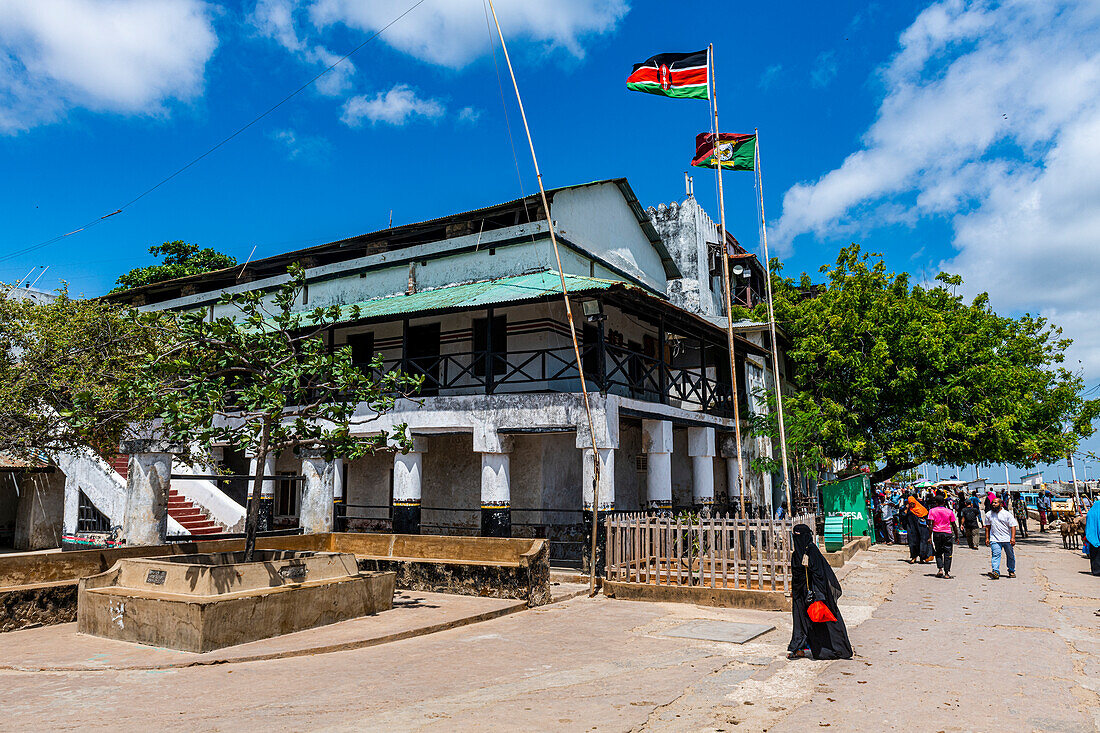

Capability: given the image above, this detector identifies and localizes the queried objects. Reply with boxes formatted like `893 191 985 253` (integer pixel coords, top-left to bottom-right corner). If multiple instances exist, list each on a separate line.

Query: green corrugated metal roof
327 270 636 323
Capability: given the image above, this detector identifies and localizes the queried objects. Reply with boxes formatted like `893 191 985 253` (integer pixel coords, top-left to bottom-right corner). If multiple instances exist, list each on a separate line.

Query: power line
0 0 428 267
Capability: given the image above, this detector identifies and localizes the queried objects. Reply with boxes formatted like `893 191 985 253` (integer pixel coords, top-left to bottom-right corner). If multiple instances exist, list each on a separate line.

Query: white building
60 178 792 563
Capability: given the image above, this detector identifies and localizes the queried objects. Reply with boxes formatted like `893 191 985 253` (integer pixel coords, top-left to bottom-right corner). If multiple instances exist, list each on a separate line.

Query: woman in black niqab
787 524 853 660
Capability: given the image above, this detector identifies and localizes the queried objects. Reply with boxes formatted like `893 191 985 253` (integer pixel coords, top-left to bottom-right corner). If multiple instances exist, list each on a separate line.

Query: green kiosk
819 474 875 551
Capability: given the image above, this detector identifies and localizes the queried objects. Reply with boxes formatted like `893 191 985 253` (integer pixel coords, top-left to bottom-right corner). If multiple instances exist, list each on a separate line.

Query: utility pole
1068 453 1081 507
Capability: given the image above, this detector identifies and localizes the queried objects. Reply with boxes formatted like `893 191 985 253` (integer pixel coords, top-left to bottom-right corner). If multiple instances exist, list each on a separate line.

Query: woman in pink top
928 495 959 578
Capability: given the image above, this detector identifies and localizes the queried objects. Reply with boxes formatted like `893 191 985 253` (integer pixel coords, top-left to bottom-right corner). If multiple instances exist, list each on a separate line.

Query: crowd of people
788 483 1099 663
873 484 1096 579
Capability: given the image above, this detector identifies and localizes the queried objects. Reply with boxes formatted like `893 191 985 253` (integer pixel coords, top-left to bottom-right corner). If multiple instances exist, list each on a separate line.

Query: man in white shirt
983 496 1018 579
882 493 898 544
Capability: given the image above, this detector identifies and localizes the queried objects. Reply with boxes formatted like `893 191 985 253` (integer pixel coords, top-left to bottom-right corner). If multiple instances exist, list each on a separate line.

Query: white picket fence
605 512 817 593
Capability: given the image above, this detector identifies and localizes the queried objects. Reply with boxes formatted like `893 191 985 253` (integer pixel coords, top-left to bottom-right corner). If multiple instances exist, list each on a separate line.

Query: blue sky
2 0 1098 482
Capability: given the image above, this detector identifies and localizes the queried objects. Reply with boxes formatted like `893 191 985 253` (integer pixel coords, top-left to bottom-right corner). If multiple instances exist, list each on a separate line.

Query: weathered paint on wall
551 182 668 293
11 472 65 550
649 196 722 317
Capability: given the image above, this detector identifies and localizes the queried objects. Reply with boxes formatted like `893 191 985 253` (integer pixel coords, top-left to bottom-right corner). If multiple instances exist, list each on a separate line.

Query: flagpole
753 129 793 514
709 43 747 521
486 0 603 595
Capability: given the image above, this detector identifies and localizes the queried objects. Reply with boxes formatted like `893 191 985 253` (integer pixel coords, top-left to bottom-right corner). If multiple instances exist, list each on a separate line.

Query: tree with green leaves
126 264 420 559
112 240 237 293
758 244 1099 485
0 285 161 460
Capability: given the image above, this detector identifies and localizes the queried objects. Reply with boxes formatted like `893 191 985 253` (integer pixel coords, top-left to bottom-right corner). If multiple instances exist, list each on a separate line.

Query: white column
642 419 673 510
720 433 743 507
582 448 615 511
688 426 716 508
120 446 176 546
393 437 427 534
475 425 513 537
246 453 276 502
332 457 345 502
299 451 334 534
480 453 511 505
62 472 81 538
393 452 423 504
760 436 775 514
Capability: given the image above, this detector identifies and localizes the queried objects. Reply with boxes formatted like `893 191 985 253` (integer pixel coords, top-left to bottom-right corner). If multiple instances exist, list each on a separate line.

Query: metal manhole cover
659 620 774 644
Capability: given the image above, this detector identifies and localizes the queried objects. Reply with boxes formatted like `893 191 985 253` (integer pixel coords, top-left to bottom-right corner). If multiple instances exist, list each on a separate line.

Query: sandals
787 650 807 659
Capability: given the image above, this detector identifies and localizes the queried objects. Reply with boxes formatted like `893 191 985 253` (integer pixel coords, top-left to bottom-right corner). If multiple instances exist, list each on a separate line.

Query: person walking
906 496 933 563
1012 492 1029 538
1085 499 1100 576
984 496 1018 579
961 498 982 550
929 497 958 578
1037 491 1052 532
787 524 853 660
882 492 898 544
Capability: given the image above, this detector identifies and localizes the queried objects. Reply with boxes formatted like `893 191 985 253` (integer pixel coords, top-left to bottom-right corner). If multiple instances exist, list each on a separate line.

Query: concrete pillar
581 447 614 574
247 453 276 532
299 451 335 534
62 471 81 538
760 437 775 516
720 433 744 514
480 454 511 537
642 419 673 511
582 448 615 512
332 457 345 531
393 437 427 535
475 425 512 538
120 442 178 546
688 427 716 509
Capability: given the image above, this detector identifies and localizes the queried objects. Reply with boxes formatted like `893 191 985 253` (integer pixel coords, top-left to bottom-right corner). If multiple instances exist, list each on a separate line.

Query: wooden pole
486 0 603 594
709 44 747 522
753 129 793 515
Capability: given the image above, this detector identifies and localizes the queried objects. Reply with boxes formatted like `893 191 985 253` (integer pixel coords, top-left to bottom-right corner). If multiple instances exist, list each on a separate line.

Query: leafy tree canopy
111 240 236 293
124 263 419 557
759 244 1099 485
0 286 162 460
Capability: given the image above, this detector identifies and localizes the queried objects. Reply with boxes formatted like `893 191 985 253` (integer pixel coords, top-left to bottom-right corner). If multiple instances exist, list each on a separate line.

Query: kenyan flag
627 49 710 100
692 132 756 171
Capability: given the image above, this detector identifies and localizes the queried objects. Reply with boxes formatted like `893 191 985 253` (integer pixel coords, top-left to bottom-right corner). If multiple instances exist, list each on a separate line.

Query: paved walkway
0 533 1094 732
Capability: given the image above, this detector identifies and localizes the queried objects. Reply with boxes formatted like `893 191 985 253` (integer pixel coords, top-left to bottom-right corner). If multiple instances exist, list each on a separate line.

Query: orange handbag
804 564 838 623
807 600 837 623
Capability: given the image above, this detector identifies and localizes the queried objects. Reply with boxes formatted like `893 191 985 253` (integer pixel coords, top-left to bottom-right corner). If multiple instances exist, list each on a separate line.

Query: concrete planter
77 551 395 652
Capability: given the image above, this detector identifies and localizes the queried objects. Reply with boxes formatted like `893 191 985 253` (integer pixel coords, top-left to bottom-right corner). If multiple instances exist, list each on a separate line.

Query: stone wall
0 532 552 631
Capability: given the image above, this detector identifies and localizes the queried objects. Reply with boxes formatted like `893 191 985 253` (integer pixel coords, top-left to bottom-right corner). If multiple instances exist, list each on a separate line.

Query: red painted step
108 454 129 479
166 490 226 536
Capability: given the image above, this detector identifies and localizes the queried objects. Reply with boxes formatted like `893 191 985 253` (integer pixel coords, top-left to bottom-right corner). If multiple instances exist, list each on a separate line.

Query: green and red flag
627 49 710 100
691 132 756 171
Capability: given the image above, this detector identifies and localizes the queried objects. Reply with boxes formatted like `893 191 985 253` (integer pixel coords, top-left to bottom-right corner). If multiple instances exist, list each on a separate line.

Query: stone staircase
167 488 225 536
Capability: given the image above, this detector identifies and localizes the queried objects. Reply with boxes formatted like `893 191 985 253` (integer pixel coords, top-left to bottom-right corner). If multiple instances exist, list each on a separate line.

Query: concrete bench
330 533 550 607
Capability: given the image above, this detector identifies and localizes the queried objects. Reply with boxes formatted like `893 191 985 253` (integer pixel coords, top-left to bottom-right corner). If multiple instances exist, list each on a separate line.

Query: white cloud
810 51 837 88
457 106 482 124
270 128 331 161
772 0 1100 377
0 0 217 133
308 0 628 69
341 84 444 126
251 0 353 96
759 63 782 89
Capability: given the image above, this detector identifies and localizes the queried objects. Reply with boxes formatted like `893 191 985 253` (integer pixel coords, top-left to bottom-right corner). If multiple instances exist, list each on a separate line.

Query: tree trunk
243 422 270 562
869 460 919 486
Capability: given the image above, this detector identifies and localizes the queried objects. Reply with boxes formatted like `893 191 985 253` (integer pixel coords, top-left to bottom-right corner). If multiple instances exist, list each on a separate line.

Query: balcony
365 341 738 417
